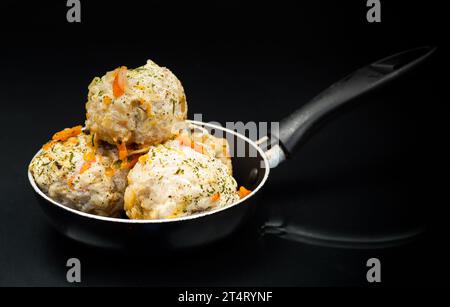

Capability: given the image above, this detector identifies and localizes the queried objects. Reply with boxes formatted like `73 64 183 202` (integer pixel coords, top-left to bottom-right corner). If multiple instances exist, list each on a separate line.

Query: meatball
85 59 187 146
29 127 130 217
124 139 240 220
176 125 233 174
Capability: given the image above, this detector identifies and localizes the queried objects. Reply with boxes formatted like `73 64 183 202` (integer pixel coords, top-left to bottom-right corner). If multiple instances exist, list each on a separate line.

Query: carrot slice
113 66 127 97
238 186 251 199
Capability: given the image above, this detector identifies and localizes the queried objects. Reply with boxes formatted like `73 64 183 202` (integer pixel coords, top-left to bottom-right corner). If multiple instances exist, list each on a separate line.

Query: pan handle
267 46 435 166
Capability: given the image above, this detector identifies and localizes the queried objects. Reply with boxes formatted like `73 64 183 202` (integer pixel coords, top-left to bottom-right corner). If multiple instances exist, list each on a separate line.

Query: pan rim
28 120 270 224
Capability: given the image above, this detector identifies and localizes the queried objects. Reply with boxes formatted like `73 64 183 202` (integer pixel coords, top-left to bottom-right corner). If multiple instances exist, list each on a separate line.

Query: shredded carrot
113 66 127 97
176 134 206 154
123 155 139 169
83 151 96 162
211 193 220 202
238 186 252 199
117 141 128 161
176 134 190 146
67 176 75 190
103 95 112 105
42 140 56 151
119 120 128 126
80 161 93 174
52 125 82 142
191 142 205 154
105 167 115 177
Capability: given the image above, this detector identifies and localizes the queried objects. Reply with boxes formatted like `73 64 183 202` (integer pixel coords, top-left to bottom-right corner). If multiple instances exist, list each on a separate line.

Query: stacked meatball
85 60 187 145
30 60 251 219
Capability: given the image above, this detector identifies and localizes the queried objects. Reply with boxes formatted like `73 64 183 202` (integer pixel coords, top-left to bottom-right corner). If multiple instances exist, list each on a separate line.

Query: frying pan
28 47 435 249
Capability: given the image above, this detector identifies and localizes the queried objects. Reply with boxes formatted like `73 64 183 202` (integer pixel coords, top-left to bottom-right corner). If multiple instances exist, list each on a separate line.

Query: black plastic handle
273 46 436 157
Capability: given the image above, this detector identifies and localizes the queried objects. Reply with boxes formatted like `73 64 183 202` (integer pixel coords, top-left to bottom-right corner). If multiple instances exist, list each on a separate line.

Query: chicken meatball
124 139 240 220
176 125 233 174
29 126 130 217
85 59 187 146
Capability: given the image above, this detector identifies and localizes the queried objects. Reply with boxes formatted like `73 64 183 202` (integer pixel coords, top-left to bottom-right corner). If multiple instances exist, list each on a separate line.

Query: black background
0 0 448 286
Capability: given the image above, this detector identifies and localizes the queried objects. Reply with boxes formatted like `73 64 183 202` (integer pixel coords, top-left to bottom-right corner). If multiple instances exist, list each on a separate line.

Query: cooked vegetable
117 142 128 161
83 151 96 162
103 95 112 105
211 193 220 202
42 140 56 151
52 125 82 142
123 155 140 170
176 134 206 155
79 161 93 174
238 186 251 199
113 66 127 98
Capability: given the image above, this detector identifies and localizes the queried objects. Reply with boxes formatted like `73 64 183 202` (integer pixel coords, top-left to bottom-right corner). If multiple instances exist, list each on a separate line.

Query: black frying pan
28 47 435 249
